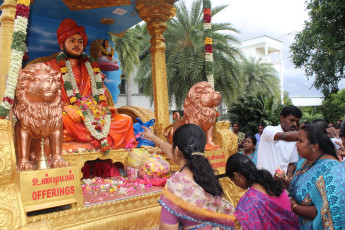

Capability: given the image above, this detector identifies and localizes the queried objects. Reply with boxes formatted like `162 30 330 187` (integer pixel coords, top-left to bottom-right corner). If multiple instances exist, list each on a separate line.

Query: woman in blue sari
239 135 257 165
288 124 342 229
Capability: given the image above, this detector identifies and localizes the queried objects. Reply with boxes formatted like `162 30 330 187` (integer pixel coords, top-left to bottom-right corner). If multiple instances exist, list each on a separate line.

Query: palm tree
110 26 142 105
240 57 280 100
136 0 242 109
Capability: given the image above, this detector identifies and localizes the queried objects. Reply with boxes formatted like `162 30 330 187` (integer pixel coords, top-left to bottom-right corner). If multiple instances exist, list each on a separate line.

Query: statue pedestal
16 167 84 213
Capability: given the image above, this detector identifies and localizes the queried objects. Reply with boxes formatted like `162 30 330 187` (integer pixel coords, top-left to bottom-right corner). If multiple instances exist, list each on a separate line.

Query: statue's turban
57 18 88 47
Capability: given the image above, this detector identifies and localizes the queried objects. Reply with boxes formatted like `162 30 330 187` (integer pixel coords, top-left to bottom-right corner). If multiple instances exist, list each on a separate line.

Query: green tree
223 93 283 133
283 91 292 105
300 107 323 122
110 26 142 105
240 57 280 99
290 0 345 96
136 0 242 109
322 89 345 123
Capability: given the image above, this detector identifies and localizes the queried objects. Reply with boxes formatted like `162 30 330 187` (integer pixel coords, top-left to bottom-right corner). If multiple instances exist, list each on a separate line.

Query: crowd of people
142 105 344 229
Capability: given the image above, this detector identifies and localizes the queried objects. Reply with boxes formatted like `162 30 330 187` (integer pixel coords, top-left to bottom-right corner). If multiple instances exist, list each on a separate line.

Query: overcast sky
206 0 341 97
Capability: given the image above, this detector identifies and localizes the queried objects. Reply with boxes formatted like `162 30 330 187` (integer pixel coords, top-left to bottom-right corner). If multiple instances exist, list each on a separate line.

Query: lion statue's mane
13 63 62 138
183 81 218 131
164 81 221 146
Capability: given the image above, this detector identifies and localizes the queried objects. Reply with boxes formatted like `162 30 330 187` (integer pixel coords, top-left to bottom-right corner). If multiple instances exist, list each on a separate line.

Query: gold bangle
291 204 298 211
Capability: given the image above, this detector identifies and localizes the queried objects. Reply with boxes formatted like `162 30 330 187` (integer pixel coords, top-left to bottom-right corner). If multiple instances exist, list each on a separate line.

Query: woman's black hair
300 123 338 159
245 135 257 146
244 131 254 138
231 121 239 127
258 123 265 128
312 119 328 129
173 124 223 196
226 153 283 196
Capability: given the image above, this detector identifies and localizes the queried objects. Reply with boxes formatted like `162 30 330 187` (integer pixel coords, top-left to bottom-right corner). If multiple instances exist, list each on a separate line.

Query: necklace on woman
179 164 189 172
299 153 326 172
290 153 326 192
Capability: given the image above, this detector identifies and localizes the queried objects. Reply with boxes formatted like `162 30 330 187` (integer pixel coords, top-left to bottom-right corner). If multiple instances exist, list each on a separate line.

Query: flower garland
0 0 31 118
57 52 111 154
203 0 214 89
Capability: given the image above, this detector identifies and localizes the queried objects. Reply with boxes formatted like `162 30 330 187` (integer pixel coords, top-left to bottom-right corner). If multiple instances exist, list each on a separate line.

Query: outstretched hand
141 126 158 143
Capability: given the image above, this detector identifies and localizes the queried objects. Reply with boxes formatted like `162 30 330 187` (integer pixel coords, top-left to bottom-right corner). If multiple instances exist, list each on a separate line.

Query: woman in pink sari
226 153 299 229
142 124 236 229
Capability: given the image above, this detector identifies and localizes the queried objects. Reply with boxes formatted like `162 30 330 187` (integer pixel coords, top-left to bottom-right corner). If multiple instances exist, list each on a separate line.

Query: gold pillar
0 0 16 100
0 3 27 229
135 0 176 138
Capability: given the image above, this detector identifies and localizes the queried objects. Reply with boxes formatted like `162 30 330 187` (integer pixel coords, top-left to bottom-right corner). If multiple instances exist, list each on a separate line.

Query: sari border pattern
316 176 335 229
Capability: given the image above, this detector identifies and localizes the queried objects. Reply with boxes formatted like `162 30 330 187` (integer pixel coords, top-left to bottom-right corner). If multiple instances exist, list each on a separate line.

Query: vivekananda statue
45 18 136 153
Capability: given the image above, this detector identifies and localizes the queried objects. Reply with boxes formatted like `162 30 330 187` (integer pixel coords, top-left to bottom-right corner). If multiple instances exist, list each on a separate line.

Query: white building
290 97 323 107
240 35 284 102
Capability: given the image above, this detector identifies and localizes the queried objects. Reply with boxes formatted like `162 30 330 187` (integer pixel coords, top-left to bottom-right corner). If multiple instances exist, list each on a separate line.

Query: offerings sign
204 149 228 175
16 167 83 212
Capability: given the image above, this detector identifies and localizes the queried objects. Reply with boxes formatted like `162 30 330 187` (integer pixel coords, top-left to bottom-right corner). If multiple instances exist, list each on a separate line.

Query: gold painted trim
109 31 126 38
101 18 115 24
62 0 132 11
27 191 161 229
62 149 129 172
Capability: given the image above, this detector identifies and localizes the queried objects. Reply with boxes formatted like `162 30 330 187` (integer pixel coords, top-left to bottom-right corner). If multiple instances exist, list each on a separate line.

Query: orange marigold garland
203 0 214 89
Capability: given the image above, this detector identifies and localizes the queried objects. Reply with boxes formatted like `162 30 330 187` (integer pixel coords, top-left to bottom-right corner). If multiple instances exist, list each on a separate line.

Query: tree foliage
321 89 345 123
110 27 141 78
223 94 283 133
136 0 242 109
239 57 280 99
300 107 323 123
290 0 345 96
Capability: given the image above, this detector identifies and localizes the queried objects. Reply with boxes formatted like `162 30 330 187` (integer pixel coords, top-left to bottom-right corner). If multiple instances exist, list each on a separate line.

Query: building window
138 81 145 94
120 79 126 94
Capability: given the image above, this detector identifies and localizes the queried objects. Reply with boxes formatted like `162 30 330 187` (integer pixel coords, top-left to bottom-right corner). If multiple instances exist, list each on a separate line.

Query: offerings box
16 166 84 213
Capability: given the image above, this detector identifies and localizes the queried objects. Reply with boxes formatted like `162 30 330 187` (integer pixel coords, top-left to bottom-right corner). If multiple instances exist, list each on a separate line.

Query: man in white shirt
257 105 302 177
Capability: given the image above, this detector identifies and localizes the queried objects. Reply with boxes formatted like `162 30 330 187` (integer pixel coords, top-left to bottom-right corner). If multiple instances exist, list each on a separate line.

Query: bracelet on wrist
291 204 298 211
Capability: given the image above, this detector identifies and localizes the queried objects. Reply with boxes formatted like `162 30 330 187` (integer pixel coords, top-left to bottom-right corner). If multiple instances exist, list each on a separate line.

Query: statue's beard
63 44 83 59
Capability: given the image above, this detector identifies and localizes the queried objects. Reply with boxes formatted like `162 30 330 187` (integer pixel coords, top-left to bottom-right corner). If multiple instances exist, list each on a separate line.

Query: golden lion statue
13 63 68 171
164 81 221 150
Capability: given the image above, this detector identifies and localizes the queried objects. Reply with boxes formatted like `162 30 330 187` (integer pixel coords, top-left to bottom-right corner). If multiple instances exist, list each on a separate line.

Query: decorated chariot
0 0 243 229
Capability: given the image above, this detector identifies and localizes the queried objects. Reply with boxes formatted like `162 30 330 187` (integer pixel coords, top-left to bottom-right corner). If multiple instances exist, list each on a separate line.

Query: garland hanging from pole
0 0 31 118
203 0 214 89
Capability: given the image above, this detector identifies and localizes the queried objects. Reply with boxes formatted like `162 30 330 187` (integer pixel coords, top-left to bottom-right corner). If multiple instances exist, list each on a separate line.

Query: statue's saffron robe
46 59 136 150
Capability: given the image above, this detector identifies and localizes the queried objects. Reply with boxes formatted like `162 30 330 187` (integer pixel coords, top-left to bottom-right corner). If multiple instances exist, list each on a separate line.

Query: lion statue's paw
50 155 69 168
205 143 220 151
17 159 34 171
